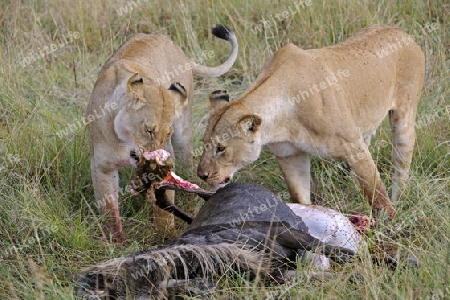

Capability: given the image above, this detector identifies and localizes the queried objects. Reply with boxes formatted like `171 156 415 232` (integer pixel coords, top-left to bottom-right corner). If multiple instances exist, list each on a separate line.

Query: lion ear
208 90 229 114
168 82 188 110
167 82 189 112
126 73 146 110
127 73 144 91
168 82 187 98
237 114 262 134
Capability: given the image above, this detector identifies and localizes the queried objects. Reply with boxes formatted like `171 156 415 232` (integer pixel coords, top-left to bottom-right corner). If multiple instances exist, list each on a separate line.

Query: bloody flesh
132 149 209 198
348 213 375 234
158 171 201 190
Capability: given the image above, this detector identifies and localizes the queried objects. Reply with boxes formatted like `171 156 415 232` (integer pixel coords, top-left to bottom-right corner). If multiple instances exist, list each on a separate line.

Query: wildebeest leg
205 222 355 264
158 185 213 200
273 225 355 263
154 189 194 224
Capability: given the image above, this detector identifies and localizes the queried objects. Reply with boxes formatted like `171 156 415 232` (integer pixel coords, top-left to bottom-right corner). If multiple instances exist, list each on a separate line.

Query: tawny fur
86 25 238 241
197 25 425 218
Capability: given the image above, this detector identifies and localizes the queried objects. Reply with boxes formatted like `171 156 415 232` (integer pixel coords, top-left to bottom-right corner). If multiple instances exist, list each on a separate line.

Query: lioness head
197 90 262 189
114 73 187 156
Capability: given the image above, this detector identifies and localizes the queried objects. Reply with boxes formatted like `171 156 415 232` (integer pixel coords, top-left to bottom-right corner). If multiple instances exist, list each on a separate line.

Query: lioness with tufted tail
197 25 425 218
86 25 238 241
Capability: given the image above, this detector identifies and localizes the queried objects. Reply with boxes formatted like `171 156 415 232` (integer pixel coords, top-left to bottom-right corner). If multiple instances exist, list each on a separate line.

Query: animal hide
77 183 355 299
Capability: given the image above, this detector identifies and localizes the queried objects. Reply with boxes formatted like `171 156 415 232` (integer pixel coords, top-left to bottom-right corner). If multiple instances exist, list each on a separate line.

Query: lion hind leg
172 112 194 174
345 141 396 218
275 152 311 204
389 108 417 202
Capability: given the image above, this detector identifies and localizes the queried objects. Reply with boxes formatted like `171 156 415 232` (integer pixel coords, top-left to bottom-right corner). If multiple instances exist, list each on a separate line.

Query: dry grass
0 0 449 298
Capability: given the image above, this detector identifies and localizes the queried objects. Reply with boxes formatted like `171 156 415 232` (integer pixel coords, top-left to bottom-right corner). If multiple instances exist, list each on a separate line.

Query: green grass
0 0 449 298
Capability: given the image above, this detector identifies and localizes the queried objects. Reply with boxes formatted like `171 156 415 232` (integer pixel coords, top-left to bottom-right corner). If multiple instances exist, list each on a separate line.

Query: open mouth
219 177 231 185
130 150 138 161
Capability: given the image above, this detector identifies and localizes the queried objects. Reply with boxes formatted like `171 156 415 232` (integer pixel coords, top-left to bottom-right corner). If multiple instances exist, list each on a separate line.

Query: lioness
86 25 238 241
197 25 425 218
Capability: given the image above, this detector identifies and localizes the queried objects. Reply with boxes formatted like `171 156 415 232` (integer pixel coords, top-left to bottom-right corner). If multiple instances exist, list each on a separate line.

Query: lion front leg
345 141 396 218
153 139 176 232
90 158 124 242
275 152 311 204
171 111 194 175
152 189 175 233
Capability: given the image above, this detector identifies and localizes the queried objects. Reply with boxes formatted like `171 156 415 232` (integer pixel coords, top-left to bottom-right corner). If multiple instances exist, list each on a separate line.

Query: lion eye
167 128 173 138
216 145 226 154
145 126 154 138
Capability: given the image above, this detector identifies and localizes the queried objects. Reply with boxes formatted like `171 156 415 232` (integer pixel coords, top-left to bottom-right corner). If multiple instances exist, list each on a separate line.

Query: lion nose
197 168 209 181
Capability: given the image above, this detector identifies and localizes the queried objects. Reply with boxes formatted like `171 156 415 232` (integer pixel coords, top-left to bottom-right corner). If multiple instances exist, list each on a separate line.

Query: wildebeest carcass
77 182 355 299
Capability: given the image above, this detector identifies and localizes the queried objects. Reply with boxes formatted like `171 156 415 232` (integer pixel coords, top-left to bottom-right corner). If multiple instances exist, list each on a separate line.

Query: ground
0 0 449 299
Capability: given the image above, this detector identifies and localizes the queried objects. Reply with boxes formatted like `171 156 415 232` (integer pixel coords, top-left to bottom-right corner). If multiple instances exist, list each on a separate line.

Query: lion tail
190 24 238 78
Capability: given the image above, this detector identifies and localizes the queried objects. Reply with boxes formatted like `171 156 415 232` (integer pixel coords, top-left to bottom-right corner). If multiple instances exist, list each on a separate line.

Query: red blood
160 171 201 190
349 213 374 234
143 149 171 162
141 149 202 190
